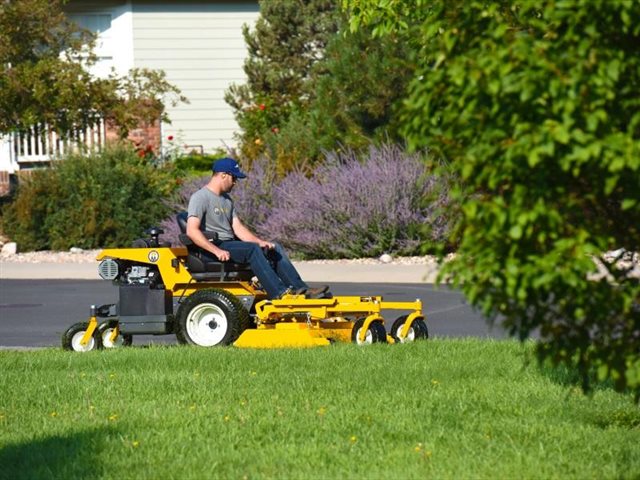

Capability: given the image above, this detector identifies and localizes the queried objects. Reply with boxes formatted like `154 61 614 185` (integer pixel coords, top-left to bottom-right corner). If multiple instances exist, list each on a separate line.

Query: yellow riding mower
62 215 428 351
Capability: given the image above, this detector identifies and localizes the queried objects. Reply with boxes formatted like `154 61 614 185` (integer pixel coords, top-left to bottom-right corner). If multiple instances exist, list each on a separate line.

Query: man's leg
218 241 289 299
266 243 308 292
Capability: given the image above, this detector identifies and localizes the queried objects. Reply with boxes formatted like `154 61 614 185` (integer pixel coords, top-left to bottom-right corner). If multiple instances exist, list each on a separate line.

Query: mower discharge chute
62 220 428 351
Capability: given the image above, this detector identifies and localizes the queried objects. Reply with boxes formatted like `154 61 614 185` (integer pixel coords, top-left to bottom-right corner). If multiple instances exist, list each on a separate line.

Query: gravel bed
0 249 441 265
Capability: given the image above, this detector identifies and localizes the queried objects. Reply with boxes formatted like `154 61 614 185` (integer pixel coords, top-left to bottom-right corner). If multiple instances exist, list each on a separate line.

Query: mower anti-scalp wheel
98 320 133 348
351 318 387 345
62 322 102 352
176 289 250 347
390 315 429 343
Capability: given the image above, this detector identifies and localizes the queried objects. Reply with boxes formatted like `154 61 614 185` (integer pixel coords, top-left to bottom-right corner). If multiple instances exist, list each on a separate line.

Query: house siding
131 2 259 154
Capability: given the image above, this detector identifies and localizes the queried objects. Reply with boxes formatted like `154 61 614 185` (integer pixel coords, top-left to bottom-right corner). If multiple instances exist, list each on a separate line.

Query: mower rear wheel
176 289 249 347
390 315 429 343
98 321 133 348
62 322 102 352
351 318 387 345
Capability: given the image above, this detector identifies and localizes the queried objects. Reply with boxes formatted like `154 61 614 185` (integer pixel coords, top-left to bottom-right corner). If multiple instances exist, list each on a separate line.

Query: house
0 0 260 193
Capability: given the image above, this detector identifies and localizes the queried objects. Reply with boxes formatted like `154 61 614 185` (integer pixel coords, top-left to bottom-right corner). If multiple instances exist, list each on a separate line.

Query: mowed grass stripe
0 339 638 479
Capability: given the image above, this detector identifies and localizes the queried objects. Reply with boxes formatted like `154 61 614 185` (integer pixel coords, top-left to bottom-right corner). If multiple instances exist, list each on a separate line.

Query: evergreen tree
225 0 341 163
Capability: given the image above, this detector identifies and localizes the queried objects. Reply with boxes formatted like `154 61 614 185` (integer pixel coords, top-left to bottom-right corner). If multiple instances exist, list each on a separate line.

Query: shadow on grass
538 363 640 428
0 427 114 480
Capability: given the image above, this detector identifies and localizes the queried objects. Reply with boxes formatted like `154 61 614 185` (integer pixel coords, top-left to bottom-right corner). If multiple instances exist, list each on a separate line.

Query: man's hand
213 247 231 262
258 240 275 250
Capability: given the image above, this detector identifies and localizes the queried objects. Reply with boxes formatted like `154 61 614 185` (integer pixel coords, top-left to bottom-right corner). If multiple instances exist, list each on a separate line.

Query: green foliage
346 0 640 397
226 1 414 172
1 145 178 250
0 0 186 137
173 153 227 177
225 0 341 165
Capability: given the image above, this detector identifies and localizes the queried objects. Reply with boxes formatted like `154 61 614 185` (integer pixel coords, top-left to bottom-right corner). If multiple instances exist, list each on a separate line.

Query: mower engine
98 258 173 335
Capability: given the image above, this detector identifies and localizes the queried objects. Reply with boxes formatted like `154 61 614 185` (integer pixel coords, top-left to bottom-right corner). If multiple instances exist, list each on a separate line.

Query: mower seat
176 211 254 281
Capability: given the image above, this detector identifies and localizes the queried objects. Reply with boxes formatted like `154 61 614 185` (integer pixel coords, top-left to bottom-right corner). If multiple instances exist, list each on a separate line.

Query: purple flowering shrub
260 144 451 258
230 156 278 232
159 175 208 245
158 145 453 258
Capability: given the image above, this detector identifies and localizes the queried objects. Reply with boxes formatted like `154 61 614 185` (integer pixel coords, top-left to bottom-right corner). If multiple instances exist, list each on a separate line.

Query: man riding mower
62 159 428 351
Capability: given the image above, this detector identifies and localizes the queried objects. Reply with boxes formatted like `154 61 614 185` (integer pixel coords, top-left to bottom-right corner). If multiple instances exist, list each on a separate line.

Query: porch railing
11 119 107 163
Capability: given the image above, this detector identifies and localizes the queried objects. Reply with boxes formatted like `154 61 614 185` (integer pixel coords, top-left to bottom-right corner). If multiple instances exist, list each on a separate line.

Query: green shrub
347 0 640 396
173 152 227 176
2 144 178 251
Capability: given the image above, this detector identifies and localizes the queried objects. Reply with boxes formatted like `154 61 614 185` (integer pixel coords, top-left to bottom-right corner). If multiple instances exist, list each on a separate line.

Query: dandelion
50 412 58 417
189 404 196 411
317 407 327 416
224 415 230 422
109 414 118 421
431 379 440 386
132 441 140 448
350 435 357 444
250 371 257 376
109 373 116 379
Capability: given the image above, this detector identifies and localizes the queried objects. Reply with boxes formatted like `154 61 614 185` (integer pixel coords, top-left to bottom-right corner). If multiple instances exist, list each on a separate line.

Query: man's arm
232 217 274 249
186 216 231 262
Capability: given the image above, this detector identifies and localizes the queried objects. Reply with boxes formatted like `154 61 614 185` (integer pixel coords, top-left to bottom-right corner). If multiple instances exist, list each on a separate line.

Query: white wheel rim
396 325 416 343
355 327 373 345
101 328 123 348
71 330 95 352
186 303 228 346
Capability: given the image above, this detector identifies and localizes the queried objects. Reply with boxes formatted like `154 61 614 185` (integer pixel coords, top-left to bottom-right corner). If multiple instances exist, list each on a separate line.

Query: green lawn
0 339 638 479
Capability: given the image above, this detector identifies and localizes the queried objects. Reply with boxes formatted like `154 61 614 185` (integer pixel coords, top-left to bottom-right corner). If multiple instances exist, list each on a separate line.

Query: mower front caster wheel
62 322 102 352
351 319 387 345
390 315 429 343
98 321 133 348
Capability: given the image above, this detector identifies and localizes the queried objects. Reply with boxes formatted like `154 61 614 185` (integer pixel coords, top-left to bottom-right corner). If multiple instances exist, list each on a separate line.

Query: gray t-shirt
187 187 237 241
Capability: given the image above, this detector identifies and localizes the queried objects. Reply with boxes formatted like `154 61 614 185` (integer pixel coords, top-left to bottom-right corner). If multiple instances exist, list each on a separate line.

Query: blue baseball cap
212 157 247 178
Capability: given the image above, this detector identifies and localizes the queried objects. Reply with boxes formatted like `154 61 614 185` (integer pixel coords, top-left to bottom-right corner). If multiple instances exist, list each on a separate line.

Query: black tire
176 289 250 347
62 322 102 352
351 318 387 345
390 315 429 343
98 320 133 348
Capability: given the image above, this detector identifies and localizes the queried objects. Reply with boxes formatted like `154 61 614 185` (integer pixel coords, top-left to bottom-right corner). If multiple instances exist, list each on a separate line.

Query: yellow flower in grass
132 441 140 448
50 411 58 418
349 435 357 444
109 413 118 422
317 407 327 416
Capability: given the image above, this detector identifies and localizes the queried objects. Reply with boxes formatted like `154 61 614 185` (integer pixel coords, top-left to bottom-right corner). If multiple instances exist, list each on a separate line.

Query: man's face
221 172 238 192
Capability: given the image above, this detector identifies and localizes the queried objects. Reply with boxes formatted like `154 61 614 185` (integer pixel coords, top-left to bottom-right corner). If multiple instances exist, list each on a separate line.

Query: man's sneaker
305 286 330 299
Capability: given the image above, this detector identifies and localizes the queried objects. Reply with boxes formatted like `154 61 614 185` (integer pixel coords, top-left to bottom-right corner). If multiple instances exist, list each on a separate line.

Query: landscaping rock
1 242 17 255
